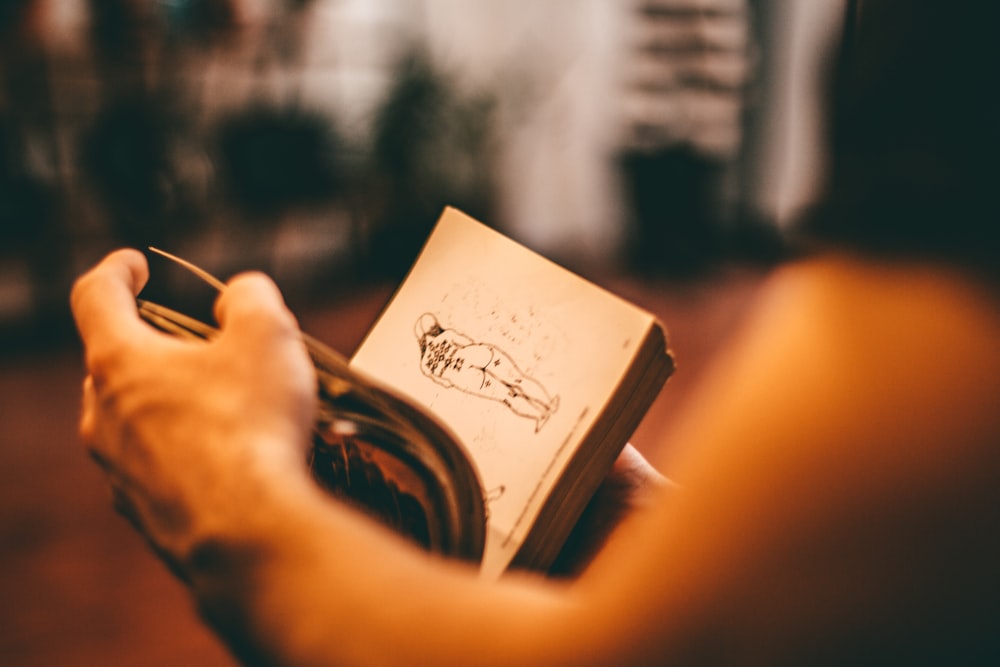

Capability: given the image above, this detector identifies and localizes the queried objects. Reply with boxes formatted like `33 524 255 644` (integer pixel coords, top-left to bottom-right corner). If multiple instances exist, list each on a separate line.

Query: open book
138 207 674 578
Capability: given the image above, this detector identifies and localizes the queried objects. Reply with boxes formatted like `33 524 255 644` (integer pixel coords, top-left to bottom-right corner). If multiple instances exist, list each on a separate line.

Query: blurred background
1 0 847 664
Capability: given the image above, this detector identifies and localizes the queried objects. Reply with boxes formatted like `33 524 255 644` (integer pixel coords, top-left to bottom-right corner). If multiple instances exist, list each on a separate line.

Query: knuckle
83 346 120 383
78 415 95 446
70 270 100 312
82 333 141 382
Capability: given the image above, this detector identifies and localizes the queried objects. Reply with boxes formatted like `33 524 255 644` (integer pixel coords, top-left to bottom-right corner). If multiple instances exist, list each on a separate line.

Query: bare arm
581 256 1000 663
72 251 1000 665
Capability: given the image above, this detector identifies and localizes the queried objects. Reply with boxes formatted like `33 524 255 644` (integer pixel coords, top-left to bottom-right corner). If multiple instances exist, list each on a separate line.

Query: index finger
70 249 152 361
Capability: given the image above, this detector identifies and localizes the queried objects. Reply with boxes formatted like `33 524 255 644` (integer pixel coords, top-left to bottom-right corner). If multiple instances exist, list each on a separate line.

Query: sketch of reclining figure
415 313 559 433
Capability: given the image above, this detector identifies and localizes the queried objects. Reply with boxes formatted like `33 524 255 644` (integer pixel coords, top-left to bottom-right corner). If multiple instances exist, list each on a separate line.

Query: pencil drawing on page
415 313 560 433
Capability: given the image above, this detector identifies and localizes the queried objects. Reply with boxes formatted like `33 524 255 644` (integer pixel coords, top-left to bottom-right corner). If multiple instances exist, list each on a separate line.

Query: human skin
71 249 1000 665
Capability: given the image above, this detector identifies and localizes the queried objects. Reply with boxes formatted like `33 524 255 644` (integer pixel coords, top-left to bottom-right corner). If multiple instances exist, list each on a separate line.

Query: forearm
186 473 587 667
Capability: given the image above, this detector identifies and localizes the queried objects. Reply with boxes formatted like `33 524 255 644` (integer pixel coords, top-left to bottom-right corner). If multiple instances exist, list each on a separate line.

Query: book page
351 208 657 577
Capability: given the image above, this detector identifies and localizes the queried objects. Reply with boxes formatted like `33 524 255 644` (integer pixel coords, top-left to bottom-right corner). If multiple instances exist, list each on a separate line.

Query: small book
138 207 674 578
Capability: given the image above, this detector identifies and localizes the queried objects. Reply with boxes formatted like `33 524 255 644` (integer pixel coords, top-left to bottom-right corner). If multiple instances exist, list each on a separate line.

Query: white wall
419 0 630 262
747 0 847 227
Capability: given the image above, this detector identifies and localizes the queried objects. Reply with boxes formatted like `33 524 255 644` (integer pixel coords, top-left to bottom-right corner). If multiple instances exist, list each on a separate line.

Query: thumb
71 249 154 370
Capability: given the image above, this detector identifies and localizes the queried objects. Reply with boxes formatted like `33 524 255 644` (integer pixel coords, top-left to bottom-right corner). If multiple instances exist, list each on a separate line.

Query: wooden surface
0 268 766 666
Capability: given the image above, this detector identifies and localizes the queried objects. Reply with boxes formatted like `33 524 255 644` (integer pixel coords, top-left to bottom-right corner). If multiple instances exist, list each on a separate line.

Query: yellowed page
351 208 657 576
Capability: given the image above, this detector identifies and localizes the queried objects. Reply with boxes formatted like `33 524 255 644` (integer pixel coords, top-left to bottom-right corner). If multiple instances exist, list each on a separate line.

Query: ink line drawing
415 313 560 432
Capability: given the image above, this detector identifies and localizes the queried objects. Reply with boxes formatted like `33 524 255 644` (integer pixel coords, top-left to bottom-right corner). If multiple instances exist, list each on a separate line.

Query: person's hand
549 443 672 577
71 249 317 576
